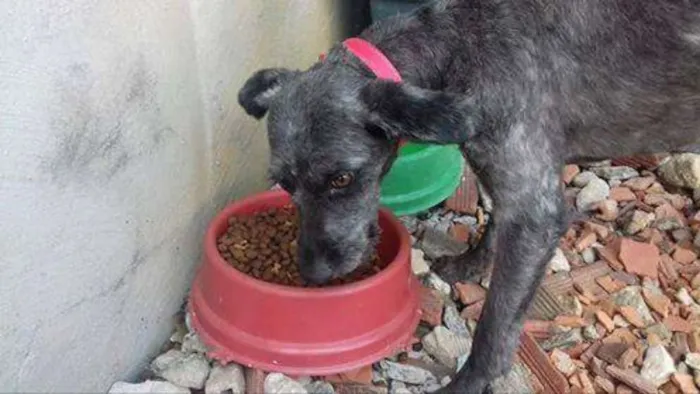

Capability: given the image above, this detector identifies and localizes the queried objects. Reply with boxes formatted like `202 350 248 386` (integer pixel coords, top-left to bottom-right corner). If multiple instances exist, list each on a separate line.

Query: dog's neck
323 11 455 91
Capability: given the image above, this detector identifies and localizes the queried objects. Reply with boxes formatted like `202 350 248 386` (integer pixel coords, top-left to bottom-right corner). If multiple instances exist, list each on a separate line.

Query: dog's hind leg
437 121 568 394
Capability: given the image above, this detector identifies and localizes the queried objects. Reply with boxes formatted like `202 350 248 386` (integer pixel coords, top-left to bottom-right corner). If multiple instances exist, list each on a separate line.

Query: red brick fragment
524 320 554 339
623 176 656 191
448 223 470 243
596 275 625 293
596 239 625 271
517 333 570 394
605 365 657 394
576 231 597 252
689 330 700 353
445 167 479 215
554 315 588 328
618 238 659 279
562 165 581 184
664 315 693 333
325 365 374 385
245 368 266 394
618 306 647 328
461 300 484 320
610 187 637 202
594 376 615 394
454 282 486 305
642 288 671 318
673 247 698 265
671 373 699 394
595 310 616 333
419 286 444 326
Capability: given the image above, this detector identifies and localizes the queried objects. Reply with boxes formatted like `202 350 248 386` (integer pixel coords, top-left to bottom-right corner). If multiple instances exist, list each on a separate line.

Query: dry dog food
217 205 385 287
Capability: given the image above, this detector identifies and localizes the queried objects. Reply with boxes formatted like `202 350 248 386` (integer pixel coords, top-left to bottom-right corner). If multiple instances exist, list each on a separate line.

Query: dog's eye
330 172 354 189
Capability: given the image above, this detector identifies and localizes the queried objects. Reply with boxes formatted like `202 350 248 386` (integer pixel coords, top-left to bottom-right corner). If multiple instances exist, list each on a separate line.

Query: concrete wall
0 1 362 391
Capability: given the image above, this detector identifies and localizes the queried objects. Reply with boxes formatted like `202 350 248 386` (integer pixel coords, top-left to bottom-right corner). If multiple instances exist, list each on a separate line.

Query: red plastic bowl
188 189 421 375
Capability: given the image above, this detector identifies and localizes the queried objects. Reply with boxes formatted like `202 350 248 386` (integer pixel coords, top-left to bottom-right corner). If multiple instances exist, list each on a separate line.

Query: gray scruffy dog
238 0 700 392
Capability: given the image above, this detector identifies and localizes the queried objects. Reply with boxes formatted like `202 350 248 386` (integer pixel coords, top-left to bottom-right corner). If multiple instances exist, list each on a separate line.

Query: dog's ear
360 80 475 144
238 68 299 119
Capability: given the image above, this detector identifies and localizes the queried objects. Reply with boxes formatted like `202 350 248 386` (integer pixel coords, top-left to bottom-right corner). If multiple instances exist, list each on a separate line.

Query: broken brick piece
325 365 374 385
596 275 626 293
454 282 486 305
618 306 647 328
673 247 698 265
576 231 598 252
461 299 484 320
595 310 616 333
554 315 588 328
584 221 611 240
671 373 699 394
617 347 639 369
445 166 479 215
605 365 657 394
594 376 616 394
642 288 671 318
517 333 570 394
563 165 581 184
596 342 630 365
618 238 660 279
664 315 693 333
597 238 624 271
610 187 637 202
245 368 267 394
524 320 554 339
689 330 700 353
448 223 471 243
419 286 444 326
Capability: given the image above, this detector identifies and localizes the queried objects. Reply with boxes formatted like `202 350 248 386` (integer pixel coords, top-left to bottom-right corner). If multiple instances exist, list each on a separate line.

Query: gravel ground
109 153 700 394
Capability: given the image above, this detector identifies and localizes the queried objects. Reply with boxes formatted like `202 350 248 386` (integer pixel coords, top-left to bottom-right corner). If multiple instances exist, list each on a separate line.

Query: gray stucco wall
0 1 353 391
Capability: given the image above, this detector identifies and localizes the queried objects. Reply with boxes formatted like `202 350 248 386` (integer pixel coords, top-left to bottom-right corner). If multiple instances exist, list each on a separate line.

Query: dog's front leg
437 123 567 394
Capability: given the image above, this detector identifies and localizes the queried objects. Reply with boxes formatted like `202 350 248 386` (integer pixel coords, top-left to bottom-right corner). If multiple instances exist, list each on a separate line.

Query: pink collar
320 37 406 148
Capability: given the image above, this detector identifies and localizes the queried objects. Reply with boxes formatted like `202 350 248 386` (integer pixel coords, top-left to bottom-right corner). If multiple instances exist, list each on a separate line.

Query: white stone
624 210 655 235
686 353 700 371
572 171 598 187
181 332 208 354
151 349 210 390
426 273 452 298
576 178 610 212
380 360 436 385
658 153 700 189
640 345 676 387
549 248 571 273
550 349 577 377
422 326 472 370
204 363 245 394
676 288 695 306
305 381 335 394
443 304 470 338
264 373 307 394
411 248 430 276
108 380 190 394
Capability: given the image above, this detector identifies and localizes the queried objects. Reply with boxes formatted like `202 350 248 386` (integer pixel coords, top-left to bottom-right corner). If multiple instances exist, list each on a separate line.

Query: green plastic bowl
370 0 464 216
380 143 464 216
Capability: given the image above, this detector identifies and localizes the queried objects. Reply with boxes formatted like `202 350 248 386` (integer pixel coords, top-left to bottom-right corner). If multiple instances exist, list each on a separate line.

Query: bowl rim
204 189 412 298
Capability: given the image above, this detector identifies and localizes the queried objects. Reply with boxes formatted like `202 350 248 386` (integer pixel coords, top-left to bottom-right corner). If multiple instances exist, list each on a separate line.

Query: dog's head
237 57 470 284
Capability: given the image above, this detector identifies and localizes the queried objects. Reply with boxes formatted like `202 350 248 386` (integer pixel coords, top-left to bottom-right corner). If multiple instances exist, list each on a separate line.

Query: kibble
217 205 385 287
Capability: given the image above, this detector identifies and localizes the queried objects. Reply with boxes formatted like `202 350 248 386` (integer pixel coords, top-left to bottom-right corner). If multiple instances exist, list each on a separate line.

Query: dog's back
365 0 700 159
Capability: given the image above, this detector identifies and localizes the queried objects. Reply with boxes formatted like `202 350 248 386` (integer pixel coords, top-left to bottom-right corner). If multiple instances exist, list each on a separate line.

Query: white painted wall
0 1 350 391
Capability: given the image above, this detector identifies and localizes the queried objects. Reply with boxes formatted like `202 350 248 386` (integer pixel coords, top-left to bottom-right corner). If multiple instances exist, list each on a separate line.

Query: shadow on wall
0 0 371 392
